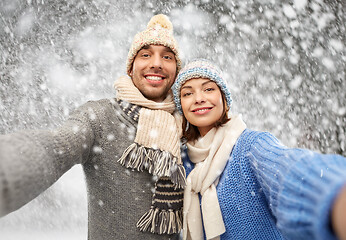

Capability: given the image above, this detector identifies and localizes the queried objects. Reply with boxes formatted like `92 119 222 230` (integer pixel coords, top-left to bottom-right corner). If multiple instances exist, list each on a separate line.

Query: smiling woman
180 78 225 136
172 59 346 240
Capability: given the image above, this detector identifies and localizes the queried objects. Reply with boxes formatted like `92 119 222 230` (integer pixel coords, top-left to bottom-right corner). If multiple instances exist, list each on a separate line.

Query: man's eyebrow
139 45 174 54
141 45 151 50
163 46 174 54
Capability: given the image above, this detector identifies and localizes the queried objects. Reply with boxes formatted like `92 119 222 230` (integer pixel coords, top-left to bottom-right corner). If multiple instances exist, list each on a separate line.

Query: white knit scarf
183 115 246 240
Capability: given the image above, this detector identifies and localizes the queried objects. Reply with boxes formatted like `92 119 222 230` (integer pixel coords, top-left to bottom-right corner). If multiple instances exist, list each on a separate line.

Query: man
0 14 185 240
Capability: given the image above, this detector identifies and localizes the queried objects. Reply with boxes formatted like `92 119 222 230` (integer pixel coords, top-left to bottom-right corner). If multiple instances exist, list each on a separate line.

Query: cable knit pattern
183 129 346 240
0 98 179 240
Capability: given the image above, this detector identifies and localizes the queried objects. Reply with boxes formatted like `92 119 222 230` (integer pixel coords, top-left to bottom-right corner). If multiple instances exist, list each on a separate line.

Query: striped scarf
114 76 186 234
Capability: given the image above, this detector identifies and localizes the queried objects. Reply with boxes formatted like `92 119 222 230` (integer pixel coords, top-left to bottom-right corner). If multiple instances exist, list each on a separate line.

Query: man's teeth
146 76 163 81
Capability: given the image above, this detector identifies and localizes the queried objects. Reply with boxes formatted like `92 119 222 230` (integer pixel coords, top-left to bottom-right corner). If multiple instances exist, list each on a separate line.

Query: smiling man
130 45 177 102
0 14 185 240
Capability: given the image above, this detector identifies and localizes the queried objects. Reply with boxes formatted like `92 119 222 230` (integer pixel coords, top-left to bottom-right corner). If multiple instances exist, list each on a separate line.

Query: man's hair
182 91 230 142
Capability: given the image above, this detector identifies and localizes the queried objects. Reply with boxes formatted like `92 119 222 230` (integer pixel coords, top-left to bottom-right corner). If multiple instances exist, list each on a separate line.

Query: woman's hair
182 90 231 142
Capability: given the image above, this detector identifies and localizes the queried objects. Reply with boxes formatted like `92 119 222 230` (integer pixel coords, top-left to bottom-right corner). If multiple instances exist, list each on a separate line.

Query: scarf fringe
118 143 186 188
137 207 183 234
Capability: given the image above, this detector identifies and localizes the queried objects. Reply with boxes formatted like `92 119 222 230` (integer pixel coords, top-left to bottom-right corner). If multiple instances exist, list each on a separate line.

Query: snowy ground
1 231 86 240
0 165 88 240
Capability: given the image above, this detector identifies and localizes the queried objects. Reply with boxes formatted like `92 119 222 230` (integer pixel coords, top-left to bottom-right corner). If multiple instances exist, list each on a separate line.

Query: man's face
130 45 177 102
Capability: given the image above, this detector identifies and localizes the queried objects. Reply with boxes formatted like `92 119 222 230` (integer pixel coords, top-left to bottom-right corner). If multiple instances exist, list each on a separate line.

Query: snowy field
0 166 88 240
1 231 86 240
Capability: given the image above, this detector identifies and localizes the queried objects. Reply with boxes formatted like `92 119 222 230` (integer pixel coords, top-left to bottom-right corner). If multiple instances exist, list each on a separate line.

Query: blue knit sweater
183 129 346 240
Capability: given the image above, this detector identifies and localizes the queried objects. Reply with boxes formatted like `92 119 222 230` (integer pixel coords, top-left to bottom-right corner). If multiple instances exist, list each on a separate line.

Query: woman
172 59 346 240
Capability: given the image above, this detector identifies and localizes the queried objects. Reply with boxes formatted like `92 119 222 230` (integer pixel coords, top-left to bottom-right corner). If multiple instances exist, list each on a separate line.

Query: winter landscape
0 0 344 239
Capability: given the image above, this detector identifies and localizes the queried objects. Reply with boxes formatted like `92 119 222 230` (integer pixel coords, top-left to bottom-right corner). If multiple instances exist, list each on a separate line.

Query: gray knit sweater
0 98 179 240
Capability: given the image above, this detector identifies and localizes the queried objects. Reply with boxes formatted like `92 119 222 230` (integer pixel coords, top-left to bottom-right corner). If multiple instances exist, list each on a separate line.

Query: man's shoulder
74 98 138 127
75 98 119 112
67 98 119 121
82 98 115 107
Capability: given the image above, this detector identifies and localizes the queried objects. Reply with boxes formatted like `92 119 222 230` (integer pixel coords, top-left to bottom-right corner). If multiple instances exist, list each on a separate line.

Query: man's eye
163 55 172 60
142 53 150 57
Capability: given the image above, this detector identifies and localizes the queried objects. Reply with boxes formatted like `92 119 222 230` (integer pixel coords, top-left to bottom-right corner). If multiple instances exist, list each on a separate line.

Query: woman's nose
194 91 206 104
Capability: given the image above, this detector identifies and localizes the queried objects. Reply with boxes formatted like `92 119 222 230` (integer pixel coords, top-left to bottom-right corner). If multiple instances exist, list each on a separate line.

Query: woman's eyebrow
181 80 214 90
201 80 214 86
181 85 192 89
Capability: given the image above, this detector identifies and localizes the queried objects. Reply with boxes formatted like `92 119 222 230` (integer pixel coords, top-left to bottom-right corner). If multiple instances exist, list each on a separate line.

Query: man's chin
142 91 167 102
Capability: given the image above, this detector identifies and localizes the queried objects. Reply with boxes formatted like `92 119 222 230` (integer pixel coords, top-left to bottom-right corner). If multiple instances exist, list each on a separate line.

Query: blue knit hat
172 59 232 114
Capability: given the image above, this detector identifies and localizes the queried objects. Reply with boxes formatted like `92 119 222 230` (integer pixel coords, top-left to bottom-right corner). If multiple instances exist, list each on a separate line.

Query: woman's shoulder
237 129 280 147
231 129 282 158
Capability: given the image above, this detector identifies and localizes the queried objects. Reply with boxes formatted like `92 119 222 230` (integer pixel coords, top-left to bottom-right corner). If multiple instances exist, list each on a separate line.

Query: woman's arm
247 131 346 239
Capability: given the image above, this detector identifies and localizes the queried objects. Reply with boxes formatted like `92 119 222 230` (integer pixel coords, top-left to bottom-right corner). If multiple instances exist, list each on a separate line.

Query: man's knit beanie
126 14 181 76
172 59 232 114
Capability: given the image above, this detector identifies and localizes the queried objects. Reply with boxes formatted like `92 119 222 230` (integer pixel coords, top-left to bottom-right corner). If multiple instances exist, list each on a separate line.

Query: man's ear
129 66 133 77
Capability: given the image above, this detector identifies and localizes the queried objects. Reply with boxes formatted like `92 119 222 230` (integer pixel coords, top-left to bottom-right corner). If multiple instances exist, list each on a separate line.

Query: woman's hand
332 185 346 239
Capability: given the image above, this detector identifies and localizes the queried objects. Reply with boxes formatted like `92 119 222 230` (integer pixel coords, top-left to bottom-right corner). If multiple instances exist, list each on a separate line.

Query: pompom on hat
173 59 232 114
126 14 182 76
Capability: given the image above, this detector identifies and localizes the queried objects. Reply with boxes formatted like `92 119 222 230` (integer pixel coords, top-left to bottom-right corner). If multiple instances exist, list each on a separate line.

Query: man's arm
0 101 96 217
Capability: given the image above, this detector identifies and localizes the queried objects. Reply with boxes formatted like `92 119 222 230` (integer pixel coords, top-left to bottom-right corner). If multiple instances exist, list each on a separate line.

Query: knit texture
172 59 232 114
126 14 182 76
114 76 185 188
183 116 246 240
0 99 180 240
183 129 346 240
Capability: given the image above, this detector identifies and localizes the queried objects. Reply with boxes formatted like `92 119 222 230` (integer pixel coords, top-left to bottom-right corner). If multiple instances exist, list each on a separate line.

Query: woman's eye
205 88 214 92
182 92 192 97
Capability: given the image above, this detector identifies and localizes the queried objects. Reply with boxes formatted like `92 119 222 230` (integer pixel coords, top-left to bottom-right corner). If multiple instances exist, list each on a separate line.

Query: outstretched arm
0 101 96 217
247 132 346 239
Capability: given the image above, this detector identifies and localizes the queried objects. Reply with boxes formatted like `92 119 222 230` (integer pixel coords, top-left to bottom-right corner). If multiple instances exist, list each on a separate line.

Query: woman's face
180 78 224 136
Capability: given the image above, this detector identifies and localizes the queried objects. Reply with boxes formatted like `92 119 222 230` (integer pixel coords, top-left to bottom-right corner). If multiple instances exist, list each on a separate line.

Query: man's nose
150 54 162 70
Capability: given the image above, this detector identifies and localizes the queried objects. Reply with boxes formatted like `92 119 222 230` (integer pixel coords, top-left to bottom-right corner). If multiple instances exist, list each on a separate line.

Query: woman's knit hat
172 59 232 113
126 14 182 76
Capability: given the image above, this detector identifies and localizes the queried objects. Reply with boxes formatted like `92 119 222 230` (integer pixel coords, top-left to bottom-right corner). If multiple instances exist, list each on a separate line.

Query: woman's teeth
194 108 210 112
